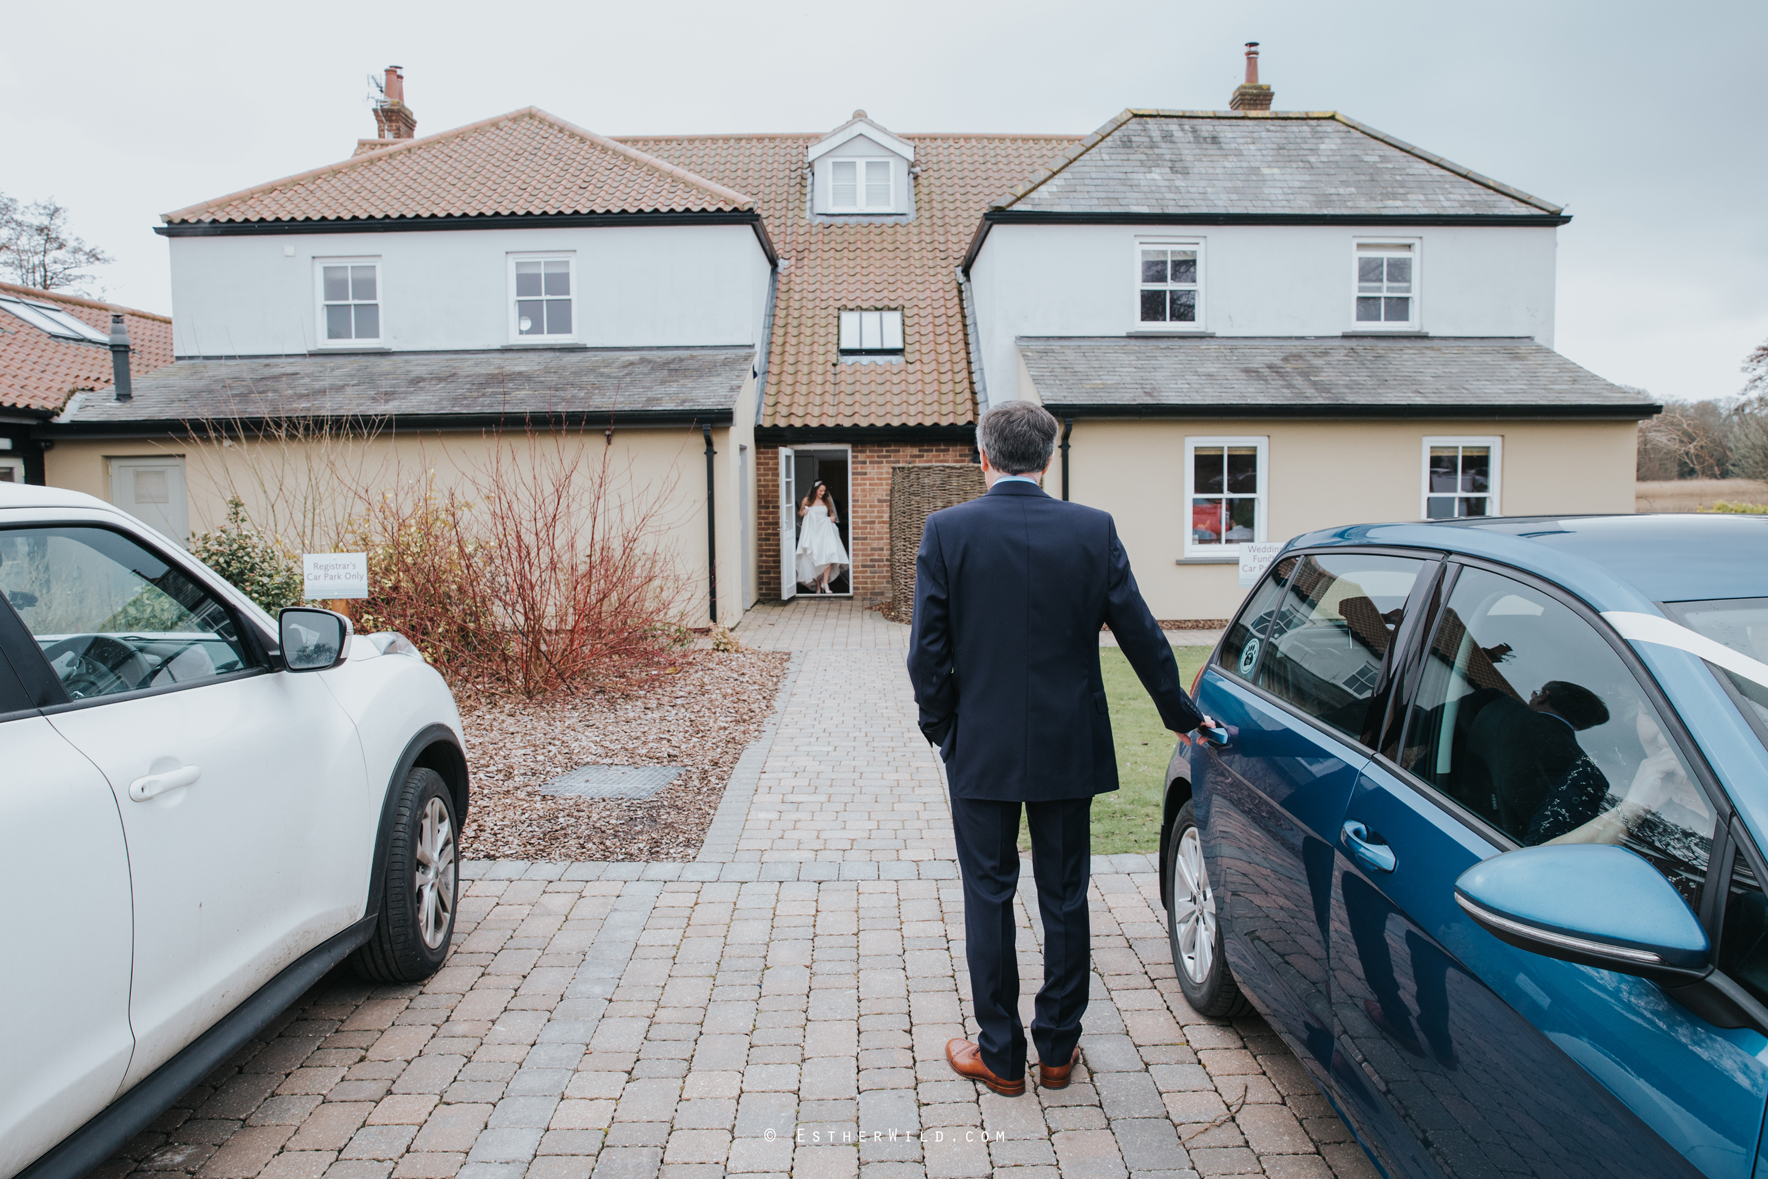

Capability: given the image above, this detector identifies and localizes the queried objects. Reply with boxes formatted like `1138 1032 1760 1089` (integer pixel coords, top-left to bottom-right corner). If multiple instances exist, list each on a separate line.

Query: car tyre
352 767 458 983
1167 800 1252 1018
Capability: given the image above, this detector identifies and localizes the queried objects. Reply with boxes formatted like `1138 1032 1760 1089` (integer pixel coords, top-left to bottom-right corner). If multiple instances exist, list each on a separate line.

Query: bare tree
0 193 113 294
1745 340 1768 400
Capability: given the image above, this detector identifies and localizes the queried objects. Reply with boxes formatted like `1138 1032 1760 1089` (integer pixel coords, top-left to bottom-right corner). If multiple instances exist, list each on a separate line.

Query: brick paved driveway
99 600 1375 1179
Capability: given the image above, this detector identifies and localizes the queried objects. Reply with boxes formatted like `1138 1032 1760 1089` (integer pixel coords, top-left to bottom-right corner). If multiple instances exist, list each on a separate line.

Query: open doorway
785 446 852 596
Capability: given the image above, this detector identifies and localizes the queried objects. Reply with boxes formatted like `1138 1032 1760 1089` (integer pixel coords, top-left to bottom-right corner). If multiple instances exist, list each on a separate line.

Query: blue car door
1329 561 1767 1179
1196 550 1433 1077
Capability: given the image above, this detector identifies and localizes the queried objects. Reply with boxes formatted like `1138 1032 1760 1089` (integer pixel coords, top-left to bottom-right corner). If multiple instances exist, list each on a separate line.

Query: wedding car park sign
304 553 369 600
1238 543 1283 588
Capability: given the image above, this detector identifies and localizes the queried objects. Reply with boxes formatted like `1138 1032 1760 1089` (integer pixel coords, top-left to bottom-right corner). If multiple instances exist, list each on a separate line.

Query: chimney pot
1229 42 1273 112
371 65 417 141
108 314 133 402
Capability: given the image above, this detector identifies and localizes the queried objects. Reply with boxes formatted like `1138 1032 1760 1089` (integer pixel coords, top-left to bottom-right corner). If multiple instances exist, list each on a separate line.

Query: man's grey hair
977 401 1060 475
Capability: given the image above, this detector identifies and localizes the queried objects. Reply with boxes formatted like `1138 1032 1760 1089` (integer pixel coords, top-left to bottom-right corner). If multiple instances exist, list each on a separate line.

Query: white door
109 455 188 542
0 523 367 1087
779 446 796 601
0 456 23 484
0 715 135 1179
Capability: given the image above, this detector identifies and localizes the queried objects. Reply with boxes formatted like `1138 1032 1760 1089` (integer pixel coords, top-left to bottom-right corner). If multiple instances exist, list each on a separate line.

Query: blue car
1159 514 1768 1179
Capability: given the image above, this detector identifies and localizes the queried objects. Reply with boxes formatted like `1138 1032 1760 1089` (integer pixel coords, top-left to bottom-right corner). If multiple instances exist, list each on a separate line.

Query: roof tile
0 283 173 414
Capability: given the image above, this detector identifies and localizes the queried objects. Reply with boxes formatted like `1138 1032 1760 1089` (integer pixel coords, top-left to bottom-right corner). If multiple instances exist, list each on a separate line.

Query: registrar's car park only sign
304 553 369 600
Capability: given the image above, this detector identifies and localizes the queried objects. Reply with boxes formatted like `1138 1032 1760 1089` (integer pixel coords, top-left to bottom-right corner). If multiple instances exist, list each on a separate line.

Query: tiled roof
162 109 755 225
996 111 1562 218
62 348 753 426
1019 336 1653 415
0 283 173 415
620 133 1079 428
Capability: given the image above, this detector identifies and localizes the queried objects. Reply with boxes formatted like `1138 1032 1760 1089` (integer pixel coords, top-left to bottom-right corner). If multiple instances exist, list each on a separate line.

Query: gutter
37 407 738 441
957 266 988 412
158 211 781 265
754 265 779 428
1060 417 1073 501
703 424 718 625
1038 403 1663 421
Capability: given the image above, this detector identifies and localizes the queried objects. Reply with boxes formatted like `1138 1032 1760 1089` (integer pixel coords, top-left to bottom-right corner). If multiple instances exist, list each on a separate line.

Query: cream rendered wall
46 412 756 628
166 224 772 357
968 221 1559 410
1065 417 1638 622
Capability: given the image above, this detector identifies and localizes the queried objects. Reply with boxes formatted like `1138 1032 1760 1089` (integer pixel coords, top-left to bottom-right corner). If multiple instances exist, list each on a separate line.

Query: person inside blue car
1456 680 1612 844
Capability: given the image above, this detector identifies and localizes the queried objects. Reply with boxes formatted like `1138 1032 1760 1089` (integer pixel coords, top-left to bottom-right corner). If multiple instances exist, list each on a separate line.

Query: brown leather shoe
946 1039 1025 1096
1037 1048 1081 1090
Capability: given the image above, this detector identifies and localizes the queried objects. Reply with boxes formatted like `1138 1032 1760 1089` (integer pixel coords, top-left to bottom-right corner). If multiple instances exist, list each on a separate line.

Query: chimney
372 66 417 140
1229 43 1273 111
108 314 132 402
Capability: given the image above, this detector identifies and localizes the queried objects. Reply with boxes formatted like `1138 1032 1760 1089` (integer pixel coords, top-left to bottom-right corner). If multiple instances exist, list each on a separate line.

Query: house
0 283 172 486
41 52 1651 626
45 72 772 623
963 48 1654 622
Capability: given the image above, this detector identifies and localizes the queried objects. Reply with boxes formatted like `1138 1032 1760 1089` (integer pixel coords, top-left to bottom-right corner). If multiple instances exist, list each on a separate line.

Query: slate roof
162 109 755 225
1019 337 1654 416
60 347 752 427
621 132 1079 428
995 111 1562 218
0 284 174 415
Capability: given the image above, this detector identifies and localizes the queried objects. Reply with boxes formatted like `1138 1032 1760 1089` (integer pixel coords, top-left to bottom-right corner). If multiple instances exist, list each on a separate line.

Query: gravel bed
457 648 790 861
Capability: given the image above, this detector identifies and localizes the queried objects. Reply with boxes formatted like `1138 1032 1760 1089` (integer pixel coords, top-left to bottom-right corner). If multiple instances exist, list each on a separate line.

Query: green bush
1705 501 1768 514
190 497 305 615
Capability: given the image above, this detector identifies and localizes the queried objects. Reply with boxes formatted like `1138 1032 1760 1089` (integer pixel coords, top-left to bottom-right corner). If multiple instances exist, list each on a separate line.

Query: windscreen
1668 598 1768 750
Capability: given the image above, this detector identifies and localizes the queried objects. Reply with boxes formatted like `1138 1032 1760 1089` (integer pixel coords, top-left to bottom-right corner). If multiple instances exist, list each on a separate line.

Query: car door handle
1199 723 1234 748
1342 821 1396 873
129 765 201 802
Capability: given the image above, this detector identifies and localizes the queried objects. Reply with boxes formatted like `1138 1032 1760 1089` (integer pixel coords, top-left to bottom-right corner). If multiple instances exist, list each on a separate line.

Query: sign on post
1237 542 1283 588
303 553 369 600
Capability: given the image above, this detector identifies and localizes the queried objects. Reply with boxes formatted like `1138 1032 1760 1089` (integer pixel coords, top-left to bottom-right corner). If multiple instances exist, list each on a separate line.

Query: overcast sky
4 0 1762 404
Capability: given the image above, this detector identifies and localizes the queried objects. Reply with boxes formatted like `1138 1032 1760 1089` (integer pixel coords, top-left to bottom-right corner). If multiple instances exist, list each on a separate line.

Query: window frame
1351 238 1421 331
313 257 383 347
838 309 905 357
506 253 577 343
1421 435 1502 520
0 522 273 716
826 158 896 213
1134 237 1206 332
1183 435 1267 558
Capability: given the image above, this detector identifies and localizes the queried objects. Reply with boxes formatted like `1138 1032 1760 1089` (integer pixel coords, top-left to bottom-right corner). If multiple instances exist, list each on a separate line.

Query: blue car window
1666 597 1768 752
1720 848 1768 1007
0 526 254 701
1217 555 1294 682
1252 553 1426 744
1403 565 1715 906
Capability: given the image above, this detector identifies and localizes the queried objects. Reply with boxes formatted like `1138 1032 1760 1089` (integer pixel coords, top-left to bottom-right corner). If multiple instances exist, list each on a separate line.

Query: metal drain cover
540 764 684 800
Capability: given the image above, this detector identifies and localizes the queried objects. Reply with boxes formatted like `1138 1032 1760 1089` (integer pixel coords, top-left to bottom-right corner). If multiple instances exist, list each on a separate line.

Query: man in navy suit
908 400 1215 1096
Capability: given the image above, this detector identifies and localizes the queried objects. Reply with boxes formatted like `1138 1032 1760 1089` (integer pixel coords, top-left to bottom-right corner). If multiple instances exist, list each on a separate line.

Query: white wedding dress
795 504 850 588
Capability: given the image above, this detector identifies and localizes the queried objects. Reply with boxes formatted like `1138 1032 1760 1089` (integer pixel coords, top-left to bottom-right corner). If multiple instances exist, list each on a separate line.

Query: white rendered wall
969 222 1559 408
167 223 772 357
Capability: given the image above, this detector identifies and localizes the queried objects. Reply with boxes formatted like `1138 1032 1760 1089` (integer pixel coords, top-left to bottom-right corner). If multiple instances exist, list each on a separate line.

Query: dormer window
808 111 915 218
830 160 894 213
839 310 903 356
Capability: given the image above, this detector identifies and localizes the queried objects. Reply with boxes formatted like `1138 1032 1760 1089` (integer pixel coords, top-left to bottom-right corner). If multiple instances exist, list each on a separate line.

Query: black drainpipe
703 424 718 625
1060 417 1073 501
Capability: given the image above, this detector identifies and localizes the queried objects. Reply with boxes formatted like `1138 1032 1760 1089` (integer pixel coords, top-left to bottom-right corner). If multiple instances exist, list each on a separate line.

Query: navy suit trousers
949 791 1092 1080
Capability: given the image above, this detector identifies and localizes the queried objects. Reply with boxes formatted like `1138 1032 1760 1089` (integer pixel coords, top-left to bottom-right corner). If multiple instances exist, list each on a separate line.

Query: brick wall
757 441 975 606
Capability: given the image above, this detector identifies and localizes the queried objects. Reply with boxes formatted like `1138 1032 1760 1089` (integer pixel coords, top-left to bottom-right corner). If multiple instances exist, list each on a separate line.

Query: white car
0 483 468 1179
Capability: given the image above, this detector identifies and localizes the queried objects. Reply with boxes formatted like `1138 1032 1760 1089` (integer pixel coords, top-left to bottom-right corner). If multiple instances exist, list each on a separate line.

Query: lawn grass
1016 644 1212 855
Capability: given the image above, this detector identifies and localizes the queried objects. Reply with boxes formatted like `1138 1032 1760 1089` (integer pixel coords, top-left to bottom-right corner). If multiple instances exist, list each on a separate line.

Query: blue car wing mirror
1454 845 1710 986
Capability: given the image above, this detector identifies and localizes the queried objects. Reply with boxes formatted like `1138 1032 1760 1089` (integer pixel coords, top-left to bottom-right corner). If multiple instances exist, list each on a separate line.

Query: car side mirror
1454 845 1709 986
279 607 352 672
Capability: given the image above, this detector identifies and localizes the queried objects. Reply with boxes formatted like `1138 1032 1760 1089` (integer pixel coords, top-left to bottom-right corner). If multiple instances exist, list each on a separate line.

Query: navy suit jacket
906 480 1204 801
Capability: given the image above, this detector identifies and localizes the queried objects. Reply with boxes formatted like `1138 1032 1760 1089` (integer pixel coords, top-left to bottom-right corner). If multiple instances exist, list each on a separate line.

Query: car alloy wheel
415 795 456 950
1172 826 1218 985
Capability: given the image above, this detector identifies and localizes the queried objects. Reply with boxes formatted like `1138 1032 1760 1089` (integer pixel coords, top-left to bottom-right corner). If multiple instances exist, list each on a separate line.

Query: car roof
0 481 119 515
1289 513 1768 611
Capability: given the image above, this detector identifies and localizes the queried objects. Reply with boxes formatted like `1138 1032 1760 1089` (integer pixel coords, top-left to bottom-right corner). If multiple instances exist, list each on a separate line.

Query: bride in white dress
795 480 850 594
